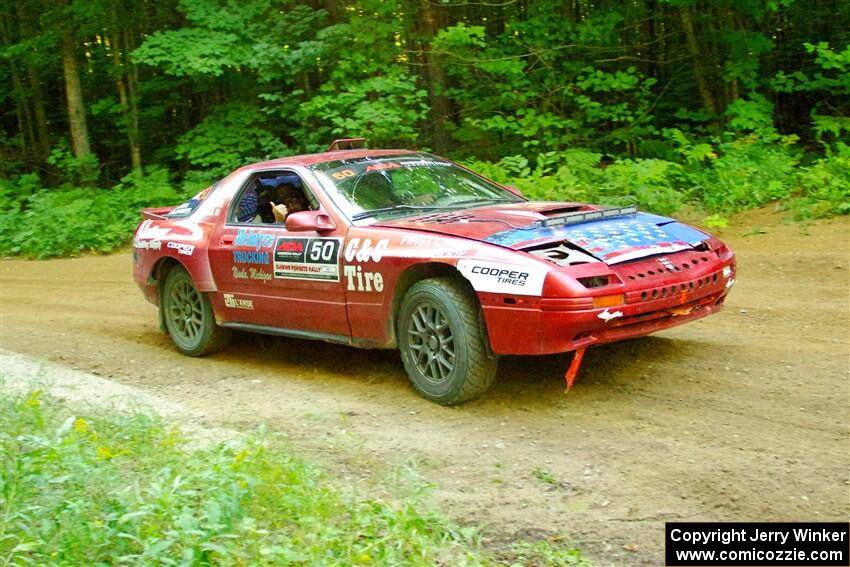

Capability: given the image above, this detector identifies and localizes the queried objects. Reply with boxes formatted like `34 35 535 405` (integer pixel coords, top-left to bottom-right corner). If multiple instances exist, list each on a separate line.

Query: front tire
397 277 498 405
162 267 230 356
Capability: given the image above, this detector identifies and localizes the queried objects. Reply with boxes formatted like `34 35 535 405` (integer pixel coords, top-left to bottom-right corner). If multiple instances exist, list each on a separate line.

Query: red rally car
133 140 736 405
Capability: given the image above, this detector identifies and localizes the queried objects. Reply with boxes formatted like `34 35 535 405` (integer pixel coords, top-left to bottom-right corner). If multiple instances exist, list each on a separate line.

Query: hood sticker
457 260 547 296
484 213 708 264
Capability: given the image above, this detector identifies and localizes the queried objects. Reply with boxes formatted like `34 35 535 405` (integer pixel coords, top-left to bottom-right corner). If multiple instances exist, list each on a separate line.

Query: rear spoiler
141 206 173 220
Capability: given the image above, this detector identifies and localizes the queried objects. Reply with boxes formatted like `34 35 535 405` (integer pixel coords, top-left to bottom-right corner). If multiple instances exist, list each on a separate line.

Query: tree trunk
26 65 50 159
9 59 36 153
0 15 36 155
111 30 142 171
419 0 451 153
13 3 49 159
678 6 718 115
61 29 93 159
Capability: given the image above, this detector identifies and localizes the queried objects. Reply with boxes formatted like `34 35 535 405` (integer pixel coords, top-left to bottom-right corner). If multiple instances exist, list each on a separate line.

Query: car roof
241 149 421 171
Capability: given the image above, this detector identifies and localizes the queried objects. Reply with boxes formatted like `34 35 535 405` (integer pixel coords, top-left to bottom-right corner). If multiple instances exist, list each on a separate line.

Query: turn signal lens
592 294 625 308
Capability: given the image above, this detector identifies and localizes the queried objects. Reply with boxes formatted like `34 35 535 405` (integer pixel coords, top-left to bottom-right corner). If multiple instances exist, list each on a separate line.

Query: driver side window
231 172 313 225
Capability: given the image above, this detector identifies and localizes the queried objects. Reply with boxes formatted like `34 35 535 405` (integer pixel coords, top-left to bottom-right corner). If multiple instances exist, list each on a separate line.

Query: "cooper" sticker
457 260 547 296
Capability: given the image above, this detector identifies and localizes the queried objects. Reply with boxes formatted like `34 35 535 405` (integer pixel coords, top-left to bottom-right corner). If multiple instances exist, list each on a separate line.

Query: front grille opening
503 297 517 305
577 275 611 288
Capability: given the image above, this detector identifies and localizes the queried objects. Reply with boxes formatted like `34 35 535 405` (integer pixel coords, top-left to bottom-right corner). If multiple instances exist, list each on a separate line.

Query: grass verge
0 388 589 565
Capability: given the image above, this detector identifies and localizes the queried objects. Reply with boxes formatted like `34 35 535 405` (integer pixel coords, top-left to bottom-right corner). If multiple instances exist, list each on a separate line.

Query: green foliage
175 103 288 177
293 67 429 149
466 149 684 215
46 139 100 186
2 0 848 261
0 389 589 565
466 132 849 219
508 541 591 566
0 168 186 258
783 146 850 219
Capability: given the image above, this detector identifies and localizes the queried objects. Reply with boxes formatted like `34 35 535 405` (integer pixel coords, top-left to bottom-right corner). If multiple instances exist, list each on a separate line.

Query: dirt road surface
2 208 848 565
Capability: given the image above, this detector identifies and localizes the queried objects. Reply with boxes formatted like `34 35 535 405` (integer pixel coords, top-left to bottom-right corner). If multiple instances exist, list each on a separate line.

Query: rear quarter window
166 184 218 218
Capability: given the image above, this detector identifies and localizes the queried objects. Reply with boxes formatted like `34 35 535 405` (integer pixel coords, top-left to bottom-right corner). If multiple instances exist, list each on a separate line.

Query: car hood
372 201 710 265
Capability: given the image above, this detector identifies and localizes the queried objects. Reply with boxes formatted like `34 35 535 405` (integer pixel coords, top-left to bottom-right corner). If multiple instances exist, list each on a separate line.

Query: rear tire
162 267 230 356
397 277 498 405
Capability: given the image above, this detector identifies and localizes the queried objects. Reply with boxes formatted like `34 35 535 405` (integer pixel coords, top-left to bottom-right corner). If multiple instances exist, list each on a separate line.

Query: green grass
0 389 590 566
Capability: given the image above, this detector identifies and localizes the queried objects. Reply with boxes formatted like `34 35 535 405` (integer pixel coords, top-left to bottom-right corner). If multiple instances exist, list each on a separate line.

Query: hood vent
414 212 476 224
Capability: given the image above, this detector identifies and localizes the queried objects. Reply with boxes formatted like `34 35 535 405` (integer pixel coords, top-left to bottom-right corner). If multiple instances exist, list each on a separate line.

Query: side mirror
504 185 525 198
285 210 337 233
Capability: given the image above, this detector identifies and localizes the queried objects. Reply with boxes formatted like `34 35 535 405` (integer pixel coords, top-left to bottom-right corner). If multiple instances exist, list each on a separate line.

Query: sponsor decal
597 308 623 322
233 250 270 264
365 162 401 172
223 293 254 310
273 237 341 281
167 241 195 256
658 256 676 271
134 220 170 248
343 265 384 292
232 266 272 281
398 235 469 258
169 203 195 216
134 239 162 251
234 229 275 251
344 238 389 263
457 260 547 296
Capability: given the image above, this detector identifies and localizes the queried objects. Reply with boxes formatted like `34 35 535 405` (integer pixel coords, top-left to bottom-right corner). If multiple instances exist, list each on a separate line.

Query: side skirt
219 322 386 350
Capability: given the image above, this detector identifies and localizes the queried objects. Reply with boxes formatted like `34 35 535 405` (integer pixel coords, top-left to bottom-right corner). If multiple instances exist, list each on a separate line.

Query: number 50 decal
332 169 355 180
309 239 337 262
274 237 342 282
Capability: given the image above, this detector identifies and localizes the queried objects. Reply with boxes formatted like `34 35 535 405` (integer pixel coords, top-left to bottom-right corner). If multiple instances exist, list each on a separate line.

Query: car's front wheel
162 266 230 356
397 277 498 405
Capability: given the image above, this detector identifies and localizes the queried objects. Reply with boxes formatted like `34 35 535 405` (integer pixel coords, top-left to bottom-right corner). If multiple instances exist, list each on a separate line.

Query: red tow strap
565 347 586 392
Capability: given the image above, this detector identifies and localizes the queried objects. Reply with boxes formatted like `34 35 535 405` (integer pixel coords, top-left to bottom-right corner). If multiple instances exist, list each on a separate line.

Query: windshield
311 154 522 221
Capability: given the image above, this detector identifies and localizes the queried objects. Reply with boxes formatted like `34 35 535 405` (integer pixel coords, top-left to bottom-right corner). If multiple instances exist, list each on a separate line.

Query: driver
269 183 308 223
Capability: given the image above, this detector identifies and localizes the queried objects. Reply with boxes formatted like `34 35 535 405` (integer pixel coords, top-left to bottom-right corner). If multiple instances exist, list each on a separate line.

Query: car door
208 168 351 338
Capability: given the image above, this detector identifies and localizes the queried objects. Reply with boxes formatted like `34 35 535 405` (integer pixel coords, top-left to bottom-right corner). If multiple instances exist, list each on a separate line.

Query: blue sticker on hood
484 213 708 264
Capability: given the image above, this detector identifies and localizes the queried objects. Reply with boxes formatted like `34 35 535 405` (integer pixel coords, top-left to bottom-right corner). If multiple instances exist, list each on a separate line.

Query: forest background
1 0 848 257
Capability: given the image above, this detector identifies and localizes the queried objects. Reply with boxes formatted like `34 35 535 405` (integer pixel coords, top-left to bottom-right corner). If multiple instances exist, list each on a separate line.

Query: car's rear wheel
397 277 498 405
162 266 230 356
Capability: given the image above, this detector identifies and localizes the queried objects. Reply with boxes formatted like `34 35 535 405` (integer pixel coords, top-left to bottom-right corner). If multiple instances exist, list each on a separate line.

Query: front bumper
481 262 734 355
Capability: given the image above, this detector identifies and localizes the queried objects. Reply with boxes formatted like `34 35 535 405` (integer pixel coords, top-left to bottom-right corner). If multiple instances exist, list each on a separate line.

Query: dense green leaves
0 0 848 258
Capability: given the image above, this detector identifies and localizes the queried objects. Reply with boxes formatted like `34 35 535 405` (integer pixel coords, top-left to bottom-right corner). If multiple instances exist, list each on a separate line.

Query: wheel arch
387 261 479 348
150 257 186 332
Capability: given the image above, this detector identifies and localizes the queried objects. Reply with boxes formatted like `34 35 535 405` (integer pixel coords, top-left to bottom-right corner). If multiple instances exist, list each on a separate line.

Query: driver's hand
270 201 289 223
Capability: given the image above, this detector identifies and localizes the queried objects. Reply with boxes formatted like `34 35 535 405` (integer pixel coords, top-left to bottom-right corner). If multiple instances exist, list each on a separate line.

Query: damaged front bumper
481 255 735 356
